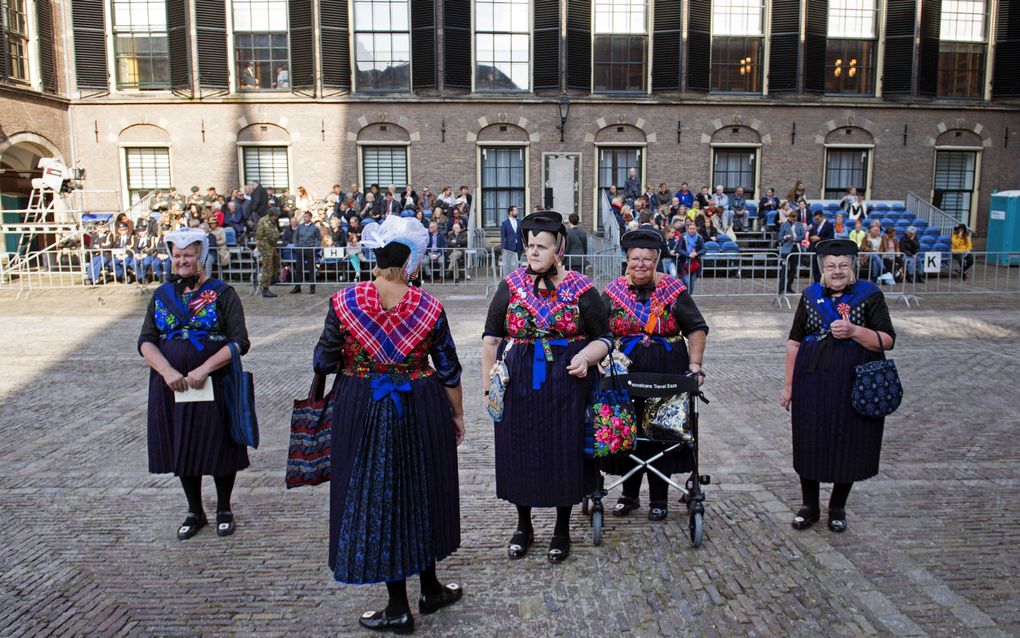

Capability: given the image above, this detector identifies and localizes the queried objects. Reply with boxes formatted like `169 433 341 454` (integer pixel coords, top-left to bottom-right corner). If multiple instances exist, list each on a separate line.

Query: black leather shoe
547 534 571 563
418 583 463 615
828 509 847 533
261 289 277 298
647 502 668 522
216 510 235 537
612 496 640 518
177 513 208 540
358 610 414 634
507 529 534 559
791 506 820 530
289 286 302 294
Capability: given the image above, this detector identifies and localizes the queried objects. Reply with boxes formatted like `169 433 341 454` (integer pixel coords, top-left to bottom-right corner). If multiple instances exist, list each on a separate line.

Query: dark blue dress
483 268 611 507
137 279 251 477
314 282 462 585
789 281 896 483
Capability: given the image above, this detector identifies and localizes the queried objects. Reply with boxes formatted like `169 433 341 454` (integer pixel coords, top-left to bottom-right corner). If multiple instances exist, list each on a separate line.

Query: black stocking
621 471 643 500
213 473 236 512
800 477 821 512
554 506 572 537
419 563 443 597
385 580 410 617
648 472 670 505
829 482 853 511
516 505 533 533
180 476 203 515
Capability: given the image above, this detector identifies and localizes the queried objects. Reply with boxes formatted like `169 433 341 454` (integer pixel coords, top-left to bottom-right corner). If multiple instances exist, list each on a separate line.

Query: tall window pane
354 0 411 91
475 0 530 91
362 146 408 190
481 147 525 227
597 146 641 229
125 147 171 204
825 0 876 95
234 0 289 91
593 0 647 92
938 0 986 98
3 0 30 82
712 149 756 199
823 148 869 199
711 0 763 93
242 146 290 190
112 0 170 89
933 150 976 223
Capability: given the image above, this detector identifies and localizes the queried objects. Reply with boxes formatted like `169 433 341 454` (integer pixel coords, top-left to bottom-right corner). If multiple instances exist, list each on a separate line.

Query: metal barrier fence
776 250 1020 307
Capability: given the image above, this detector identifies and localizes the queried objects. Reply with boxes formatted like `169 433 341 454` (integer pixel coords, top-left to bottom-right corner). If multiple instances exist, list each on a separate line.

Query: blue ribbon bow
371 375 412 417
165 328 210 351
621 334 674 356
532 338 569 390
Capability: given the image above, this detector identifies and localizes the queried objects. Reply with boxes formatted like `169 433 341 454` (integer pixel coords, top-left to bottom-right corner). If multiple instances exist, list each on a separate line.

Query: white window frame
119 143 173 206
230 0 291 92
710 0 766 94
237 142 293 191
475 142 529 228
108 0 172 91
821 145 874 201
351 0 412 93
931 146 982 227
471 0 532 93
709 143 761 200
356 141 411 192
591 142 646 232
591 0 650 94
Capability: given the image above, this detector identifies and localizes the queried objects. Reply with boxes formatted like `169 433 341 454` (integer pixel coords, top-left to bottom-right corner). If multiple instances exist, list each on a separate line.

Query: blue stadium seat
810 202 824 213
716 234 732 244
924 227 941 238
704 241 721 253
891 203 906 212
912 219 929 230
826 202 841 211
933 242 950 252
224 226 237 246
937 234 951 244
721 241 740 253
880 217 896 228
767 211 778 226
873 203 891 211
895 219 911 228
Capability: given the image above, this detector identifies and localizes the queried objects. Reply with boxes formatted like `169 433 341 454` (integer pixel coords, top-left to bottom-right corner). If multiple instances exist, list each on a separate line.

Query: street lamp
557 95 571 143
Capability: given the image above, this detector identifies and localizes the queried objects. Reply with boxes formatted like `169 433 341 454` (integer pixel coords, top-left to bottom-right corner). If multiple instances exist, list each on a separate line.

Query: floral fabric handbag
851 330 903 418
286 374 335 488
487 343 512 422
643 392 693 444
584 363 637 459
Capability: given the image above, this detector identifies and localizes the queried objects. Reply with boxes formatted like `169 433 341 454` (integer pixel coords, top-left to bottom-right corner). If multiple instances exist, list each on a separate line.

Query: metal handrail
905 192 960 236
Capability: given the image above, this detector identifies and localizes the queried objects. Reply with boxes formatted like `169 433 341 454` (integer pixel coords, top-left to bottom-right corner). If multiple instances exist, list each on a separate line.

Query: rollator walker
583 372 711 548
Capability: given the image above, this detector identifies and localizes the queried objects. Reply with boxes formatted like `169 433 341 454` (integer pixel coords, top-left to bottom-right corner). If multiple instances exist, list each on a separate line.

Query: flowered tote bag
585 362 637 459
851 330 903 418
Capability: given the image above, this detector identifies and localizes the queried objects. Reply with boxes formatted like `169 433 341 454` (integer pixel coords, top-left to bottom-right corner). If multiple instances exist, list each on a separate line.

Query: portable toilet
986 190 1020 266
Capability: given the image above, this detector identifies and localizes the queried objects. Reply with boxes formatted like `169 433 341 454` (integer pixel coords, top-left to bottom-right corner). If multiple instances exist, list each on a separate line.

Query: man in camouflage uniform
255 207 281 298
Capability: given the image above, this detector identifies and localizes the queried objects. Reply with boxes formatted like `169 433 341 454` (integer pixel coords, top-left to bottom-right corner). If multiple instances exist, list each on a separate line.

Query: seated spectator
951 224 974 280
425 221 447 277
786 181 808 209
346 231 363 281
695 185 712 210
758 188 780 231
731 186 748 231
328 216 345 246
208 216 229 271
860 223 884 279
420 187 434 213
699 215 719 243
900 226 925 283
654 183 672 210
849 219 866 248
668 197 682 221
879 226 902 281
675 183 694 209
446 222 468 280
833 212 849 239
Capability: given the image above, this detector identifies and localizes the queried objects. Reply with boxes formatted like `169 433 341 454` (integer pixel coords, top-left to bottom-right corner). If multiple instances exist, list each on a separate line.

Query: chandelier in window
833 58 858 78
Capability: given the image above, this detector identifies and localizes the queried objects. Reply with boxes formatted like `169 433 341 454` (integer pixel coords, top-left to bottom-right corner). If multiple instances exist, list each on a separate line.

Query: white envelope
175 383 215 403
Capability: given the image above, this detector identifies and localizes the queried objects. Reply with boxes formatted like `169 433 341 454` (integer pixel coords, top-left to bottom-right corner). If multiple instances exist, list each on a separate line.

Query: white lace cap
360 215 429 276
164 228 209 264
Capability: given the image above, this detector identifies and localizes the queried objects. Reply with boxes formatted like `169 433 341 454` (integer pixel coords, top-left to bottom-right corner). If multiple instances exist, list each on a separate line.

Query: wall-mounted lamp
677 120 682 144
557 95 571 143
440 117 447 143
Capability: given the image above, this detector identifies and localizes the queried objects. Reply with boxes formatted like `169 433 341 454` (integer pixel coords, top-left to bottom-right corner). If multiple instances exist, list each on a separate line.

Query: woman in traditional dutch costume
481 211 612 563
780 239 896 533
601 229 708 522
138 228 250 541
313 215 465 634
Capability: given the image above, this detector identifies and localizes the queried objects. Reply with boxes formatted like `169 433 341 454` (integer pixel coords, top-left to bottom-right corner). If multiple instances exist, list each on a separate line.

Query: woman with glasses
780 240 896 534
602 229 708 521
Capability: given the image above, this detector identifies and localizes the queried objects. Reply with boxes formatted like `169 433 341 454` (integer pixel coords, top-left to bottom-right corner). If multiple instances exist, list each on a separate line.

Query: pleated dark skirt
494 340 597 507
147 338 250 476
792 339 885 483
328 374 460 584
602 338 694 476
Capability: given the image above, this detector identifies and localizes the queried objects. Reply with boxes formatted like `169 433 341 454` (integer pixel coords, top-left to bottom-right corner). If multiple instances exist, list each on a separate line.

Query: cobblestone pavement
1 285 1018 637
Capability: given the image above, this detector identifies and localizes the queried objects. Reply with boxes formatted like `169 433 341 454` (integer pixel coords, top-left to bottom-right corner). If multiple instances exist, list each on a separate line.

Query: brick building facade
1 0 1018 238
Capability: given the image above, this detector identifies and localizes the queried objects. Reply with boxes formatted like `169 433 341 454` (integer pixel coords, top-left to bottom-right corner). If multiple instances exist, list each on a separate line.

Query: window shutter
411 0 437 89
533 0 560 91
195 0 229 89
443 0 470 88
803 0 827 94
36 0 58 92
320 0 351 90
566 0 590 90
686 0 710 92
993 0 1020 98
652 0 682 91
167 0 192 95
916 0 940 96
72 0 109 90
882 0 917 96
0 4 8 81
768 0 801 94
289 0 315 93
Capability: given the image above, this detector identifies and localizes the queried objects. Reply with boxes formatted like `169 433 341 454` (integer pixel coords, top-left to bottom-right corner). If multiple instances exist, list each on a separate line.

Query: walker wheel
581 496 590 516
689 511 704 548
592 509 603 546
